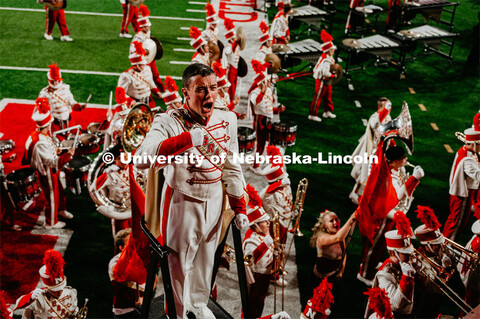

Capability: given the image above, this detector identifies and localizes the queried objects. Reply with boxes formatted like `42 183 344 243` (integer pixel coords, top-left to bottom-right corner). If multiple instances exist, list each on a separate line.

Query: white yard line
188 1 207 5
173 48 196 52
0 7 203 21
170 61 191 65
186 9 205 13
177 37 192 41
180 27 202 30
0 66 182 80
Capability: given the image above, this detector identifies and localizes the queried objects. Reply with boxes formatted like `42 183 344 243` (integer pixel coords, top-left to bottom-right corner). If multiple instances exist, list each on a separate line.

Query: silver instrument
377 101 414 155
275 39 324 65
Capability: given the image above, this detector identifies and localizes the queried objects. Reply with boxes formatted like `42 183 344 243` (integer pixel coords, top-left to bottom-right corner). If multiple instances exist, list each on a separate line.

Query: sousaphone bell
377 101 414 155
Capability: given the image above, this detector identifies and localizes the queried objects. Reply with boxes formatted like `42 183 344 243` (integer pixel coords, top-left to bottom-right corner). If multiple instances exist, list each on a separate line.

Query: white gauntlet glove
263 234 274 247
190 128 204 147
412 166 424 179
400 261 416 277
271 311 291 319
234 214 249 230
31 288 43 300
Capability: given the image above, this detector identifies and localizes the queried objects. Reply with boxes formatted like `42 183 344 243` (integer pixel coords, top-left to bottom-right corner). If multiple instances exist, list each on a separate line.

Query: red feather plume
165 76 178 92
415 205 441 230
246 184 262 209
393 211 412 238
364 287 393 319
35 97 50 114
251 59 266 74
474 113 480 131
266 145 283 166
259 21 269 33
132 41 146 56
474 202 480 220
278 2 284 10
115 87 127 104
311 277 334 314
189 26 202 39
224 18 235 31
43 249 65 279
212 61 226 78
320 29 333 43
48 63 62 81
205 3 216 16
0 291 11 319
139 4 150 17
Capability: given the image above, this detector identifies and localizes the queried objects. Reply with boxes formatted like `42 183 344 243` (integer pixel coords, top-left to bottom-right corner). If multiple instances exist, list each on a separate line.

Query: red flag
112 164 151 284
356 141 399 243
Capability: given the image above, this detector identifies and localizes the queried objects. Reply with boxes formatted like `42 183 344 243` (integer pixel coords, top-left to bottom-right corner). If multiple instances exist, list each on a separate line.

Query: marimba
290 5 333 35
275 39 324 66
399 0 459 28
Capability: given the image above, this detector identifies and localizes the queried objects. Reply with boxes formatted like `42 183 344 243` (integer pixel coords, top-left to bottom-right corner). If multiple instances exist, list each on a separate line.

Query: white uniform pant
160 184 223 318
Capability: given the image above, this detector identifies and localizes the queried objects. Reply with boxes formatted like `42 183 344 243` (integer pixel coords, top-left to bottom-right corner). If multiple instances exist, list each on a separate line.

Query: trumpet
443 237 479 270
73 298 89 319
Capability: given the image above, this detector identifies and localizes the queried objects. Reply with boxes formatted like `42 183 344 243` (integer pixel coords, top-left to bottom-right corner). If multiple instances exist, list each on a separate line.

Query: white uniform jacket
25 134 61 176
38 84 78 121
449 147 480 197
247 86 274 120
270 15 289 39
191 52 210 67
202 28 218 43
313 53 334 80
117 66 156 101
135 106 245 201
260 184 293 229
243 231 275 274
22 288 78 319
255 45 273 63
223 42 240 68
99 164 130 205
386 167 419 219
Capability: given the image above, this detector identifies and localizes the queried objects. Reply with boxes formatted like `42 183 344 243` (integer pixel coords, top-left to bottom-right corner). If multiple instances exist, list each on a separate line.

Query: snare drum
270 122 297 147
0 139 15 155
77 134 100 155
87 122 105 145
237 127 256 154
5 168 41 204
64 156 92 195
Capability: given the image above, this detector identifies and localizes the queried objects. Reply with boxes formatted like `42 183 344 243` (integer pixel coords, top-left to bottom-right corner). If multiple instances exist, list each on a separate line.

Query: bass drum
87 145 147 219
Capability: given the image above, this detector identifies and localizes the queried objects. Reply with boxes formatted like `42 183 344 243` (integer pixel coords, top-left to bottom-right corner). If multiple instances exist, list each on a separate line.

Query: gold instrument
265 54 281 74
444 237 480 270
73 298 89 319
411 248 473 314
289 178 309 237
122 103 154 153
272 212 286 313
223 243 237 264
236 27 246 51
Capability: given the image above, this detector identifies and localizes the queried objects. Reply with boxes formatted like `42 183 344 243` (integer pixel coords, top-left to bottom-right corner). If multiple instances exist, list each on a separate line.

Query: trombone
443 237 479 270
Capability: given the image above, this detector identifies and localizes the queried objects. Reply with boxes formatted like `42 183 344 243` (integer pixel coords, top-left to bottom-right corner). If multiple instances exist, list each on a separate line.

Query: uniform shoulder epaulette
214 105 230 112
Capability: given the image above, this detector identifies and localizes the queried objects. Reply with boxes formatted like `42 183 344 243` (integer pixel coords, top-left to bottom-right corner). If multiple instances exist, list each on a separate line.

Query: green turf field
1 0 479 317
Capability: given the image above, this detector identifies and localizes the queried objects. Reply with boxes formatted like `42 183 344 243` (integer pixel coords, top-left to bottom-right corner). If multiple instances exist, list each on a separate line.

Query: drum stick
86 94 92 105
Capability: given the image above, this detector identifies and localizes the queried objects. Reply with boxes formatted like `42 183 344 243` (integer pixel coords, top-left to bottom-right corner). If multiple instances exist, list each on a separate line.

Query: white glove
412 166 424 179
31 288 43 301
190 128 204 147
400 261 416 277
441 254 452 268
271 311 291 319
234 214 249 230
263 234 274 247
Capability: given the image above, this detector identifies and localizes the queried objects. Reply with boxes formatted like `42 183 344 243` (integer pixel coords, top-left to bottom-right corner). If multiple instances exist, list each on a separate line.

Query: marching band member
365 212 417 318
309 30 337 122
109 228 145 318
443 114 480 240
130 5 166 92
202 3 219 46
37 0 73 41
14 250 79 318
135 63 248 318
247 60 285 174
38 63 85 131
162 76 183 110
119 0 139 38
223 18 243 99
270 4 292 45
358 145 424 285
458 219 480 309
117 41 162 109
350 98 392 204
211 61 244 119
243 184 275 318
189 26 210 67
23 98 74 229
256 21 273 62
260 146 293 246
301 277 334 319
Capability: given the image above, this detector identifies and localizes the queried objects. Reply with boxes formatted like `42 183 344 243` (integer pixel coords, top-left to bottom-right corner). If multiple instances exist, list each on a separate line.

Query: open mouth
202 102 213 111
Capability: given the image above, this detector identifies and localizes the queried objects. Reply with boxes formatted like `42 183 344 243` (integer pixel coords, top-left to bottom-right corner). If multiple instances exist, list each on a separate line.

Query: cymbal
143 39 157 64
271 44 291 53
265 54 281 74
342 38 362 48
399 30 419 38
355 7 373 14
237 26 246 51
325 64 343 86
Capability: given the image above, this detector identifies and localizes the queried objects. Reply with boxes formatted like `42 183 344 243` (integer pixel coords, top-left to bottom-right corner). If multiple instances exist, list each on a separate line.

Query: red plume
35 97 50 114
43 249 65 280
48 63 62 81
364 287 393 319
251 59 266 74
393 211 412 238
246 184 262 209
0 291 11 319
474 113 480 131
224 18 235 31
310 277 334 315
165 76 178 92
415 205 441 230
115 87 127 104
259 21 269 33
320 29 333 43
205 3 216 16
139 4 150 17
189 26 202 39
266 145 283 166
132 41 146 56
278 2 284 10
212 61 226 78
